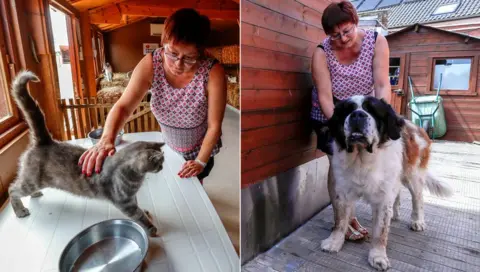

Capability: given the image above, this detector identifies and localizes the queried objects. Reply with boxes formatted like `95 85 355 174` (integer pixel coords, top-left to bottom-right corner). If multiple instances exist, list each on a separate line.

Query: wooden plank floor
242 141 480 272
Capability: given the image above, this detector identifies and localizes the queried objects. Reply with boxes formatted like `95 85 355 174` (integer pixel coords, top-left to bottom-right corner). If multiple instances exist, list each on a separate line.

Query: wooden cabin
387 23 480 142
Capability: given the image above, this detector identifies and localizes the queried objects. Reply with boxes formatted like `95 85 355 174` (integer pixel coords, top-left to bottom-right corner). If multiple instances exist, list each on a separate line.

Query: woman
311 1 391 240
79 8 226 184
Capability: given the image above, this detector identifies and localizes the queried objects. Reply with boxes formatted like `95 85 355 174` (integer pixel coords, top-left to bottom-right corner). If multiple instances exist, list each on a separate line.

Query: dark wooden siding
241 0 332 187
387 26 480 142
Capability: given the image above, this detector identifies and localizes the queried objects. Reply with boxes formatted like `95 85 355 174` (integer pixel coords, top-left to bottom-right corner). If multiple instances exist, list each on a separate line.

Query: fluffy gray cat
8 71 164 236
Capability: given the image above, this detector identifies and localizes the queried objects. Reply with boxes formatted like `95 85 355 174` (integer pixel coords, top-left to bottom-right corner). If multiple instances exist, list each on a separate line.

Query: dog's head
328 95 405 153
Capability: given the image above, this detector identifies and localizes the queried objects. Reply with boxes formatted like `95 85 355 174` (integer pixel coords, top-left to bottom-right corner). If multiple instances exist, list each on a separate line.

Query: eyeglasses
330 26 355 41
163 45 198 65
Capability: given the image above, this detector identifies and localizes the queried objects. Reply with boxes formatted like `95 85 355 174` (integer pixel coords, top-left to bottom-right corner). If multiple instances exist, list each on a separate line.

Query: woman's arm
102 54 154 141
79 53 154 175
198 63 226 162
312 47 334 120
178 63 227 178
372 34 392 103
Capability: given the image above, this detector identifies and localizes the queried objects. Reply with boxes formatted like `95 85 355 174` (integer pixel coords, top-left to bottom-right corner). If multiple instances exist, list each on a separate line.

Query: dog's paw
14 208 30 218
320 234 344 253
392 210 400 221
369 248 391 271
410 220 426 231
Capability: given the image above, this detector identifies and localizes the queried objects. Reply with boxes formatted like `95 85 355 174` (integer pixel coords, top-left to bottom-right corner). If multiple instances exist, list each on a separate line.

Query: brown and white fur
321 95 453 271
8 71 165 236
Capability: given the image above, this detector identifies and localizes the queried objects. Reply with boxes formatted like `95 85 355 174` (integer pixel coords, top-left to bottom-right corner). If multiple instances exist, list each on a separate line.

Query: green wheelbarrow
407 74 447 139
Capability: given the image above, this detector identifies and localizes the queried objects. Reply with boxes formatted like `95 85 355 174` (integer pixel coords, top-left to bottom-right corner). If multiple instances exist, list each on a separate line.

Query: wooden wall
105 19 240 73
387 26 480 142
104 20 163 73
241 0 334 187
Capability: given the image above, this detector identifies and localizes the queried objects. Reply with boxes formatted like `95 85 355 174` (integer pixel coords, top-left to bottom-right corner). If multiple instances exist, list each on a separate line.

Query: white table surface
0 132 239 272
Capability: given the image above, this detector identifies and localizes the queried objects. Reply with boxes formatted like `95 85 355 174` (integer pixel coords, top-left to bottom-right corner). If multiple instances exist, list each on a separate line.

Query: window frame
0 0 23 145
426 53 479 96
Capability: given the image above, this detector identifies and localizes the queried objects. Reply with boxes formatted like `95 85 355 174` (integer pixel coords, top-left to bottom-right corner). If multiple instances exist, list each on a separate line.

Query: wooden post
80 11 97 97
15 0 64 140
68 98 79 139
61 99 72 140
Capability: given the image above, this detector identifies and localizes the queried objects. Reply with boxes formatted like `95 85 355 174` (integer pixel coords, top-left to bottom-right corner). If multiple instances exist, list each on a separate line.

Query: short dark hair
321 1 359 35
161 8 211 49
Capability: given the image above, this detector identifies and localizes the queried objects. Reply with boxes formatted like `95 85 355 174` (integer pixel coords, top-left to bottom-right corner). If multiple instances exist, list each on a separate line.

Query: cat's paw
14 207 30 218
31 191 43 198
368 248 391 271
148 226 159 237
144 209 153 220
410 220 426 231
320 233 344 253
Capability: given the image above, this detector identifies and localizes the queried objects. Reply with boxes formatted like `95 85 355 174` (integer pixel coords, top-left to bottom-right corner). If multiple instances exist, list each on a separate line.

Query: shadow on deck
242 141 480 272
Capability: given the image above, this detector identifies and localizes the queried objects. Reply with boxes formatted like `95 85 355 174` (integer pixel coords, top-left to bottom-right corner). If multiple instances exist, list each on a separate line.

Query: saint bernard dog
320 95 453 271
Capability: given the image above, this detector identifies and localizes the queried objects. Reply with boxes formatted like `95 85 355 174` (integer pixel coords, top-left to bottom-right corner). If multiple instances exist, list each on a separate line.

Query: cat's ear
153 142 165 150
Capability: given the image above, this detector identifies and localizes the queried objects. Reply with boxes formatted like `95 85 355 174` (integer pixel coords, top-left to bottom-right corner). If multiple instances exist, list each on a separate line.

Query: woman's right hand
78 139 116 176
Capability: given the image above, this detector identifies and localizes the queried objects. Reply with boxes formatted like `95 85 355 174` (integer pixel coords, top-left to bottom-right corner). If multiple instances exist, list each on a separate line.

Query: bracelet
195 159 207 168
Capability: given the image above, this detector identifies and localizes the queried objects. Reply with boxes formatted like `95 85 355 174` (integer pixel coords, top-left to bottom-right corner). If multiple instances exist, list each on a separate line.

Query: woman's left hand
178 160 204 178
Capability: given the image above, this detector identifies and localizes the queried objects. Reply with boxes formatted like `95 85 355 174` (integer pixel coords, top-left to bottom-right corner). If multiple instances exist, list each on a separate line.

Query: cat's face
120 142 165 173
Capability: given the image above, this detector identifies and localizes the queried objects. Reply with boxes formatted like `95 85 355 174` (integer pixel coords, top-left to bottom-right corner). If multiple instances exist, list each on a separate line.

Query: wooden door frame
390 52 409 115
49 1 82 99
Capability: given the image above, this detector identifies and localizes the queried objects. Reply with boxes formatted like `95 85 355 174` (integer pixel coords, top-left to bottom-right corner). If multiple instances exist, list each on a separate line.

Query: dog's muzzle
346 110 374 153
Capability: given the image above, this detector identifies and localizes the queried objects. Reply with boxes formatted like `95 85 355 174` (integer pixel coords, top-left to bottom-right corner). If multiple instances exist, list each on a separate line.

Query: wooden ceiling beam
102 16 148 32
121 5 239 20
89 4 123 24
121 0 239 10
89 3 239 24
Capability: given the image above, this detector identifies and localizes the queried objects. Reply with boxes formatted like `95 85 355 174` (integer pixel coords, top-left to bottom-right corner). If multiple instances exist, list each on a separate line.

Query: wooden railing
58 96 159 141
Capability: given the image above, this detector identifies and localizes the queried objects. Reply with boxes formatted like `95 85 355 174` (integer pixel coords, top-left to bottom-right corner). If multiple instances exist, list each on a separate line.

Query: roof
385 23 480 41
351 0 480 28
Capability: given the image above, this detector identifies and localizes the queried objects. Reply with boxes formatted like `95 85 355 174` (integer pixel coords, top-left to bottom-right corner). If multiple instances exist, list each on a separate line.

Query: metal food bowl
59 219 149 272
88 128 124 146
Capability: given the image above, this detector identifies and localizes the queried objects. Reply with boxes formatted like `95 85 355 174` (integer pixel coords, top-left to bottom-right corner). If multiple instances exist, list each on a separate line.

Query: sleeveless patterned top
150 47 222 160
311 29 377 122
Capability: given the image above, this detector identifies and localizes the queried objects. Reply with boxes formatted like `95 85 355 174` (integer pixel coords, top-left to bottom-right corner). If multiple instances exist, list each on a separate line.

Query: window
377 0 402 9
0 54 11 121
0 0 27 148
389 57 401 86
433 58 471 91
0 1 20 136
427 54 478 96
357 0 382 12
59 45 71 64
432 3 460 15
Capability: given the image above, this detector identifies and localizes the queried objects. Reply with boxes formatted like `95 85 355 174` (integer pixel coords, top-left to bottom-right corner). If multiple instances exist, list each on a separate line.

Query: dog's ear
381 99 405 140
327 99 350 151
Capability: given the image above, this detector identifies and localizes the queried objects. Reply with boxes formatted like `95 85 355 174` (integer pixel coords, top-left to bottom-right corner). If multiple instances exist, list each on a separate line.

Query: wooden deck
242 141 480 272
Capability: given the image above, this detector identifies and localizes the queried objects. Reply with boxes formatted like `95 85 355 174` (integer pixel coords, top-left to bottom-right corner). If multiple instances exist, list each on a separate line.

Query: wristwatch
195 159 206 168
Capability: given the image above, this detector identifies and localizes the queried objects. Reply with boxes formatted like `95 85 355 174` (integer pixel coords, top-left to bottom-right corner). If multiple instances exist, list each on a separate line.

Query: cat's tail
11 70 53 145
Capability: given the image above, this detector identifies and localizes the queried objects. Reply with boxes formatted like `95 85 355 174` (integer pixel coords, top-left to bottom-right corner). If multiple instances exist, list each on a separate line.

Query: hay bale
227 82 239 109
222 45 239 64
205 47 223 62
97 86 125 101
99 72 130 89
